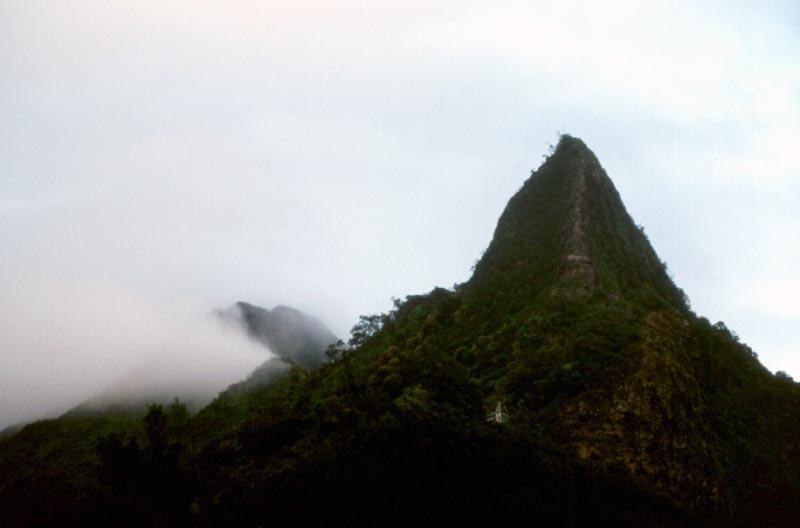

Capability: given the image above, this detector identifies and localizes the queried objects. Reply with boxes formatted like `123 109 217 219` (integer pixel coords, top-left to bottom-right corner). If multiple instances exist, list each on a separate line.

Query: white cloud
0 277 267 428
744 279 800 320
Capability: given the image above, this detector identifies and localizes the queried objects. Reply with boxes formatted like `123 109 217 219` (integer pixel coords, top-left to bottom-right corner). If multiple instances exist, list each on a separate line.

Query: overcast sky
2 0 799 427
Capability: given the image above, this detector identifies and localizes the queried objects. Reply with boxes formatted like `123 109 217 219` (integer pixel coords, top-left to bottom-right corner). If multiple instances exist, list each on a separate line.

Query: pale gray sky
2 0 799 427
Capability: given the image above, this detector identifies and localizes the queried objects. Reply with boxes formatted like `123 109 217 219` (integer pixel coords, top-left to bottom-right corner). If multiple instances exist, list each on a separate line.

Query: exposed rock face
560 155 594 288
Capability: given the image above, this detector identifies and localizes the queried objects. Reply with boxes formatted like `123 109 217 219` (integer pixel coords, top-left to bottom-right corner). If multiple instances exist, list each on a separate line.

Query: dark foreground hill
0 302 337 525
1 136 798 527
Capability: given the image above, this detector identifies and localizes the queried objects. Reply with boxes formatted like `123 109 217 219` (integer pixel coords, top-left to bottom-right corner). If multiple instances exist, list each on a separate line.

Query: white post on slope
494 401 503 423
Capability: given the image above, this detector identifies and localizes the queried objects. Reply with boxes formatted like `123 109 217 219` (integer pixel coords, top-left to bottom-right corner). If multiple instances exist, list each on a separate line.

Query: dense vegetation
1 136 798 527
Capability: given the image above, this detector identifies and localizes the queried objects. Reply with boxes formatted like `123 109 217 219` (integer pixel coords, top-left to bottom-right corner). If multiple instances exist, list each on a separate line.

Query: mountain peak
224 301 338 369
468 135 687 312
551 134 600 164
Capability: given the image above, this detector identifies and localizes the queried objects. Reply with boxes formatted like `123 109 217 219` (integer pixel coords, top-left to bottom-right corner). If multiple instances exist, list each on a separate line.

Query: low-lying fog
0 277 269 429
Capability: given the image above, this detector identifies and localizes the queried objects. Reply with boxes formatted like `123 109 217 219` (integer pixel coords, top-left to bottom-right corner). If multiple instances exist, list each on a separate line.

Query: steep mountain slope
459 137 712 506
1 136 797 526
468 136 688 311
456 137 799 521
182 136 797 526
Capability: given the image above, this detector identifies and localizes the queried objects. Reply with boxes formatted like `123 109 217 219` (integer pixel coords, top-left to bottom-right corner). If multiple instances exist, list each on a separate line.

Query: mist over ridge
0 276 270 429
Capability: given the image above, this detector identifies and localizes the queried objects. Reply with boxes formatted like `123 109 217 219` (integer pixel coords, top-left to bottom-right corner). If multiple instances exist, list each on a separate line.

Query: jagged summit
468 135 688 312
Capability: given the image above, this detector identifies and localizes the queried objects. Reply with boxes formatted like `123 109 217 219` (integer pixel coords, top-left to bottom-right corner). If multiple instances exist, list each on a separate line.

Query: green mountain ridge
1 135 798 526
